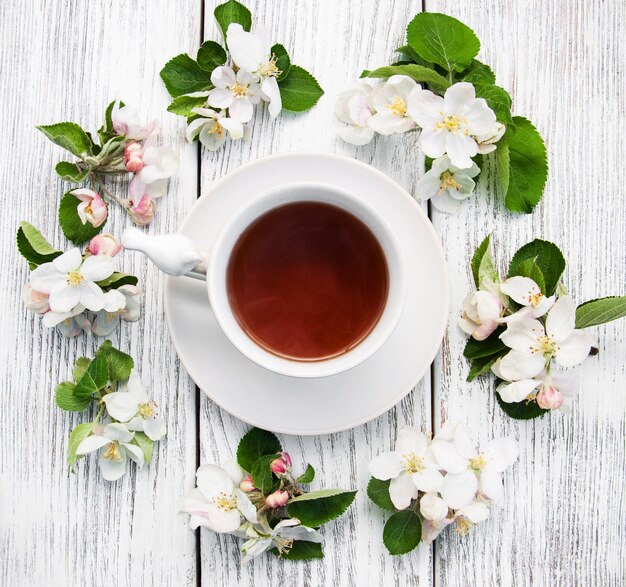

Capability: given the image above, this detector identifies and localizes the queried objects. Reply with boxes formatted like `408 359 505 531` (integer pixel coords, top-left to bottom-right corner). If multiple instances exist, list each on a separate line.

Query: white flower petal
48 281 81 313
500 276 542 306
196 464 234 500
418 128 447 159
207 505 242 533
483 438 519 472
30 263 65 294
80 254 115 282
500 319 544 351
279 525 323 543
554 330 594 367
235 489 258 523
368 451 404 480
52 248 82 273
496 378 541 403
496 350 545 381
208 87 234 109
412 467 444 493
464 98 497 135
102 392 140 422
546 295 576 342
104 423 134 443
389 472 418 509
261 76 282 119
226 23 266 72
102 289 126 312
122 442 145 467
478 470 504 501
144 416 167 441
443 82 475 112
98 452 127 481
407 89 443 127
222 458 245 485
76 435 110 455
430 440 468 474
420 493 448 522
440 470 478 509
229 97 254 123
78 281 106 312
219 116 244 140
395 426 428 455
445 131 477 170
458 499 490 523
210 65 236 89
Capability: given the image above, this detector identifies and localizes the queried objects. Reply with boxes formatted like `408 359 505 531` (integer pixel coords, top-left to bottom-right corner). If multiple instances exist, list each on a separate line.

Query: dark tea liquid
226 201 389 361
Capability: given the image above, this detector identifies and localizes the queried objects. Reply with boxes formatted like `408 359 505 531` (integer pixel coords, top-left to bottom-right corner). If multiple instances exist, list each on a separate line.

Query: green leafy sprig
358 12 548 214
463 235 626 419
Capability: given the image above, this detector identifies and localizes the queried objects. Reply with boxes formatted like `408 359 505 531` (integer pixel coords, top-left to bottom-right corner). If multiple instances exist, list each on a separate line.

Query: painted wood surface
1 0 624 585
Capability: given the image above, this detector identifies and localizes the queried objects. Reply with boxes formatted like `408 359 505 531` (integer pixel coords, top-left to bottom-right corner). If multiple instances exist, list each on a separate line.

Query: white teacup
123 182 407 378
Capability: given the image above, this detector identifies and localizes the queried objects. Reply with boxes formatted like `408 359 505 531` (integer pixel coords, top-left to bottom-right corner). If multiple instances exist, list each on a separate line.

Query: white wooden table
1 0 624 585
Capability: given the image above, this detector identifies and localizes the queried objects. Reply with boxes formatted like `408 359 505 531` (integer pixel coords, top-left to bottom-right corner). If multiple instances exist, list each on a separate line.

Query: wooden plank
0 1 200 584
426 1 626 585
198 0 434 585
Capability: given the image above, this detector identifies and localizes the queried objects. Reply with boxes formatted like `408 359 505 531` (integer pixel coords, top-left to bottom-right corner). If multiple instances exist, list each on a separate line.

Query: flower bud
270 452 292 475
124 141 144 172
536 385 563 410
458 291 503 341
239 475 256 493
128 193 156 226
265 489 289 509
72 188 107 228
88 234 122 257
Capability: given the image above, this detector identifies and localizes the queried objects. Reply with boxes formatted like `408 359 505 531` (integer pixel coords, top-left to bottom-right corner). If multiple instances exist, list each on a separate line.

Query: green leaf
16 221 62 268
367 477 395 511
236 427 282 472
98 340 134 382
132 432 155 464
214 0 252 39
287 489 357 527
251 454 279 494
508 239 565 296
460 59 496 85
383 510 422 555
167 94 208 116
271 43 291 81
297 464 315 484
575 296 626 329
160 54 213 99
510 257 546 293
37 122 94 158
474 84 513 126
366 64 450 94
197 40 227 71
67 422 95 467
463 326 507 360
491 142 510 202
467 354 499 382
73 357 91 382
504 116 548 213
471 234 492 289
270 541 324 560
95 272 139 290
104 100 118 134
58 191 104 244
73 352 109 398
55 381 92 412
496 388 548 420
406 13 480 73
395 45 434 68
55 161 90 182
278 65 324 112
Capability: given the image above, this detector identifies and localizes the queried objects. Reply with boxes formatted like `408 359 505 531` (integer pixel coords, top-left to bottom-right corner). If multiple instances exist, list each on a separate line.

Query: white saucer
164 152 449 435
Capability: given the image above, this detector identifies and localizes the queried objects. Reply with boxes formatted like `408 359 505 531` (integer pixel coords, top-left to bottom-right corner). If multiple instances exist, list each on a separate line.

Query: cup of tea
123 182 407 378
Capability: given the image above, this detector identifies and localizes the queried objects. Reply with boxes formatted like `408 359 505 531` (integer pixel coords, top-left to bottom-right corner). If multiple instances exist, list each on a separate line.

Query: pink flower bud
239 475 256 493
270 452 292 475
88 234 122 257
124 141 144 172
128 193 155 226
265 490 289 509
536 385 563 410
72 188 108 228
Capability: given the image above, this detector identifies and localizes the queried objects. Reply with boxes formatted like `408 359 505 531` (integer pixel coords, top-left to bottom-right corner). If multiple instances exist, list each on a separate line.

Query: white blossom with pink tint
71 189 107 228
134 138 179 192
458 290 503 341
88 234 121 257
239 475 256 493
111 103 159 140
22 283 50 314
128 192 155 226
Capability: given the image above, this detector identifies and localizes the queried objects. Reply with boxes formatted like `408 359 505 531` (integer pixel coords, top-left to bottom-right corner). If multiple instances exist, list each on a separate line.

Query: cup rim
206 181 407 379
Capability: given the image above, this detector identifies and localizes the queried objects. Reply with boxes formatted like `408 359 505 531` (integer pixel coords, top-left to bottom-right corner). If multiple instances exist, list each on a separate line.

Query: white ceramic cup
123 182 407 378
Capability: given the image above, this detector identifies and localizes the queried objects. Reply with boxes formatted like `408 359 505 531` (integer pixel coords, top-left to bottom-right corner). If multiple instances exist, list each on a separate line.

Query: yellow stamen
212 491 237 511
387 96 407 117
436 114 462 131
440 171 461 192
67 271 84 287
209 121 224 136
469 454 486 472
138 401 157 418
230 82 248 97
402 453 424 474
259 55 282 78
536 335 557 355
528 292 543 307
103 442 123 463
455 517 473 536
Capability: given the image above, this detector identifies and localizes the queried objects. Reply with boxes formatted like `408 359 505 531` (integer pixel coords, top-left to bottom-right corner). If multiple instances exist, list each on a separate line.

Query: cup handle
121 227 207 280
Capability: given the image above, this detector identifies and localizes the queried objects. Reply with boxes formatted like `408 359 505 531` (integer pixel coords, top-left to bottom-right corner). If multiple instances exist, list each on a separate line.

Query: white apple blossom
102 369 166 441
335 80 377 145
111 104 159 140
208 65 261 123
458 290 504 340
22 283 49 314
226 23 282 118
181 463 258 533
408 82 499 169
499 276 555 322
75 422 144 481
497 296 595 381
72 189 108 228
368 75 419 135
186 108 245 150
91 285 141 336
241 518 322 564
453 498 490 536
476 122 505 154
43 304 90 337
419 492 448 522
30 248 114 313
369 426 443 509
417 155 480 213
133 137 179 197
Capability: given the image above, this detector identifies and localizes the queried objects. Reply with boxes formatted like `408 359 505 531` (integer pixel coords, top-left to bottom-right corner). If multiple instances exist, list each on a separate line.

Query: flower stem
90 173 128 208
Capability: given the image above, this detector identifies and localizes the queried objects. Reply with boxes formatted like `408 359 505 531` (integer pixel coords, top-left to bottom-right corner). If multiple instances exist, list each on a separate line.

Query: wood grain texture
427 1 626 585
0 0 200 585
1 0 624 585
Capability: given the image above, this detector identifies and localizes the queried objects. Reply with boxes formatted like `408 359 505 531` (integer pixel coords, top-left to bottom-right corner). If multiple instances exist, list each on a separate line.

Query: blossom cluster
38 101 179 237
369 422 517 552
57 342 166 481
181 428 356 563
460 235 625 418
20 226 140 337
337 77 503 213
